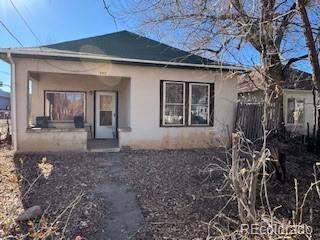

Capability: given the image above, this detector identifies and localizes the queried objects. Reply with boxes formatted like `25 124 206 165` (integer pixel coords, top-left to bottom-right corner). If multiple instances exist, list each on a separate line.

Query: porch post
7 52 17 151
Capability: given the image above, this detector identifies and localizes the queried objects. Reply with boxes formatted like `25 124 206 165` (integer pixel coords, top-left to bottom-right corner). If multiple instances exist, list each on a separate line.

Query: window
287 97 304 125
189 83 210 125
163 82 185 125
45 91 85 121
100 95 113 126
160 80 214 127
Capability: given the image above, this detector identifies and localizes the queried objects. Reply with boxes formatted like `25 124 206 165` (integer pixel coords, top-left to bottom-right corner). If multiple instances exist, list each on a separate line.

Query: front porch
23 71 131 152
87 139 120 152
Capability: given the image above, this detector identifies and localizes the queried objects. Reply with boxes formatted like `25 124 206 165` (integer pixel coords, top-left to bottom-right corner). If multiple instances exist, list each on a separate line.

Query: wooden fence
235 102 280 141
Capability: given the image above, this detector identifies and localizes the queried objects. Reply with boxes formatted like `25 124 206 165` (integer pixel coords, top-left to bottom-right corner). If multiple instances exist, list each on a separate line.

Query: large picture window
189 83 210 125
287 97 304 125
163 82 185 125
45 91 85 121
160 81 213 127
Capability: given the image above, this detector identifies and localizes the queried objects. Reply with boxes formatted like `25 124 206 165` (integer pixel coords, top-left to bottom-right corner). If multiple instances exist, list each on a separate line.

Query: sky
0 0 127 92
0 0 312 93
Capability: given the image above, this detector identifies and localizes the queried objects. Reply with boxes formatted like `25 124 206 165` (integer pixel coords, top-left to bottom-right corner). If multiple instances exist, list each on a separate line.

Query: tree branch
102 0 118 29
282 54 309 72
275 3 297 48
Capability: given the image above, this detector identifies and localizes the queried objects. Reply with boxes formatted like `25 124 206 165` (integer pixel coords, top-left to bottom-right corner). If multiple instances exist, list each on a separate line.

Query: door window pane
100 95 112 111
45 92 85 121
100 95 113 126
100 111 112 126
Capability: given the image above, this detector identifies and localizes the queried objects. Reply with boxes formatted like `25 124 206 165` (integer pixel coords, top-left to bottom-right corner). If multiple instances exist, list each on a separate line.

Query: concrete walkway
92 154 143 240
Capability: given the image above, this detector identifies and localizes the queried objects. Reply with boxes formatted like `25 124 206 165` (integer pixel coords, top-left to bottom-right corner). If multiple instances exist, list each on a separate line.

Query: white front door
95 91 117 139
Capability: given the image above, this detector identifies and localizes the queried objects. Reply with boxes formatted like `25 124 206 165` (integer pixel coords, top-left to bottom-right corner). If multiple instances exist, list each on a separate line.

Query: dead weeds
0 145 319 239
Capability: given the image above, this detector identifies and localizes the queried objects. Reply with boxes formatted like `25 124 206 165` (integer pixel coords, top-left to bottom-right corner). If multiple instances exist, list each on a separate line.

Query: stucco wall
21 129 87 152
13 58 238 151
283 90 318 135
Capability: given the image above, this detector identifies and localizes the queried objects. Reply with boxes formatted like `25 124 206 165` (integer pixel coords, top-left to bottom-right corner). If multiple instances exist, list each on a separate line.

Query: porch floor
87 139 120 152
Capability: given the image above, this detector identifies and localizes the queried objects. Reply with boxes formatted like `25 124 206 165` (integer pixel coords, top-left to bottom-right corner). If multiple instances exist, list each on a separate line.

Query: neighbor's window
45 91 85 121
189 83 210 125
287 97 304 125
163 82 185 125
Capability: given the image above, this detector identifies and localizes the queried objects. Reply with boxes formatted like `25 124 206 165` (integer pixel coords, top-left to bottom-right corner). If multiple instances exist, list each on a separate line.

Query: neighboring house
238 68 319 136
0 90 10 110
0 30 241 152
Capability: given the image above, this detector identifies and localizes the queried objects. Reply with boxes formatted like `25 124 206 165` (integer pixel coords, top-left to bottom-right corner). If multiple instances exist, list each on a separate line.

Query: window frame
162 81 186 126
44 90 87 122
188 83 211 126
285 96 305 126
160 80 214 127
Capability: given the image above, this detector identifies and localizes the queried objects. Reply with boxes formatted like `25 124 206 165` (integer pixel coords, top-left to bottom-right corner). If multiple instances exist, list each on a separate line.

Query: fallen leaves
38 157 53 179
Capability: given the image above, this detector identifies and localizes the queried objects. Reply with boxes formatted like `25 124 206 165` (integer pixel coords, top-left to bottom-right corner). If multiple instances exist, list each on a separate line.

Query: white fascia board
0 48 247 71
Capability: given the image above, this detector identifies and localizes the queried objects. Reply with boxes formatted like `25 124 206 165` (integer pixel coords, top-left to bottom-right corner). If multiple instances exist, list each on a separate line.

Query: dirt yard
0 145 319 239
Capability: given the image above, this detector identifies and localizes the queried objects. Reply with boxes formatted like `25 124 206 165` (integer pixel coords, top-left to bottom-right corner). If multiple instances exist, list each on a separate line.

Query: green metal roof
45 30 218 65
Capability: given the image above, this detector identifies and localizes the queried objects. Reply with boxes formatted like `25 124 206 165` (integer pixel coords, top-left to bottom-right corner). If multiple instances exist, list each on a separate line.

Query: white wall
283 89 318 135
14 58 238 151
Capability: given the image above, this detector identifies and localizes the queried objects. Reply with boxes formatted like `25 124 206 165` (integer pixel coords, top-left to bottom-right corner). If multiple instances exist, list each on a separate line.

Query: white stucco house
238 68 319 136
0 30 241 152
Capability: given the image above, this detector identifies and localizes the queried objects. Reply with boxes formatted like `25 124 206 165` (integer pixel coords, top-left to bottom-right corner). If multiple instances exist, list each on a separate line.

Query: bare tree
111 0 318 128
295 0 320 138
108 0 319 238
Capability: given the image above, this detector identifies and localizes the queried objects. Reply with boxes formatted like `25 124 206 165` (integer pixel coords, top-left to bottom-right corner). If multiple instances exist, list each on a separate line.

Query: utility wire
6 0 108 73
0 20 24 47
9 0 42 45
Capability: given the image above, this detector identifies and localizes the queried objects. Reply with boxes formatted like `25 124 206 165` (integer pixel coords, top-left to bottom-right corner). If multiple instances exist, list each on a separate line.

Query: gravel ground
0 145 319 239
0 147 24 237
110 149 230 240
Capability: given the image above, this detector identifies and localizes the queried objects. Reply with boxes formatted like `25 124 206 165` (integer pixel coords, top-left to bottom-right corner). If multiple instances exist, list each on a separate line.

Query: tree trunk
296 0 320 140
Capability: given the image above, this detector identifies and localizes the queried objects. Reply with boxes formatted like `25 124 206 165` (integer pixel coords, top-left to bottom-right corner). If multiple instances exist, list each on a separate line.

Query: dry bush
205 129 318 240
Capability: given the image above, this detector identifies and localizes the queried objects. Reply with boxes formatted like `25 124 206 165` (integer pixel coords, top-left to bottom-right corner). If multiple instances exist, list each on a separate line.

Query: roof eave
0 48 247 71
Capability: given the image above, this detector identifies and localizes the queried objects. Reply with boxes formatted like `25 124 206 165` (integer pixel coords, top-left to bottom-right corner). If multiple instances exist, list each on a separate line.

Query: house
238 68 319 136
0 30 241 152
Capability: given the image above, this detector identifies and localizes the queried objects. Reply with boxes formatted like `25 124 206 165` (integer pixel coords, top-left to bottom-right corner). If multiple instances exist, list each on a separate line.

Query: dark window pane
287 98 304 124
100 111 112 126
296 99 304 124
45 92 85 121
165 83 183 103
191 105 208 124
192 85 208 104
164 105 183 124
287 98 295 124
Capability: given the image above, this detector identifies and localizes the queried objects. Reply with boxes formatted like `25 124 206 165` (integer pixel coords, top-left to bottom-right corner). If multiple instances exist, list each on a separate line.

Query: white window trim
162 81 185 126
45 91 86 122
285 96 305 126
188 83 210 126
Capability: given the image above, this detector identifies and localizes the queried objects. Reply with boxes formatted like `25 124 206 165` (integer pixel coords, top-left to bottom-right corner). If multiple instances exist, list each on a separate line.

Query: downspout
7 52 17 151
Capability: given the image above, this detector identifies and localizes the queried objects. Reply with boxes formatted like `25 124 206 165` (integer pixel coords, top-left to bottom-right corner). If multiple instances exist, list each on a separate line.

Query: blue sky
0 0 311 93
0 0 126 92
